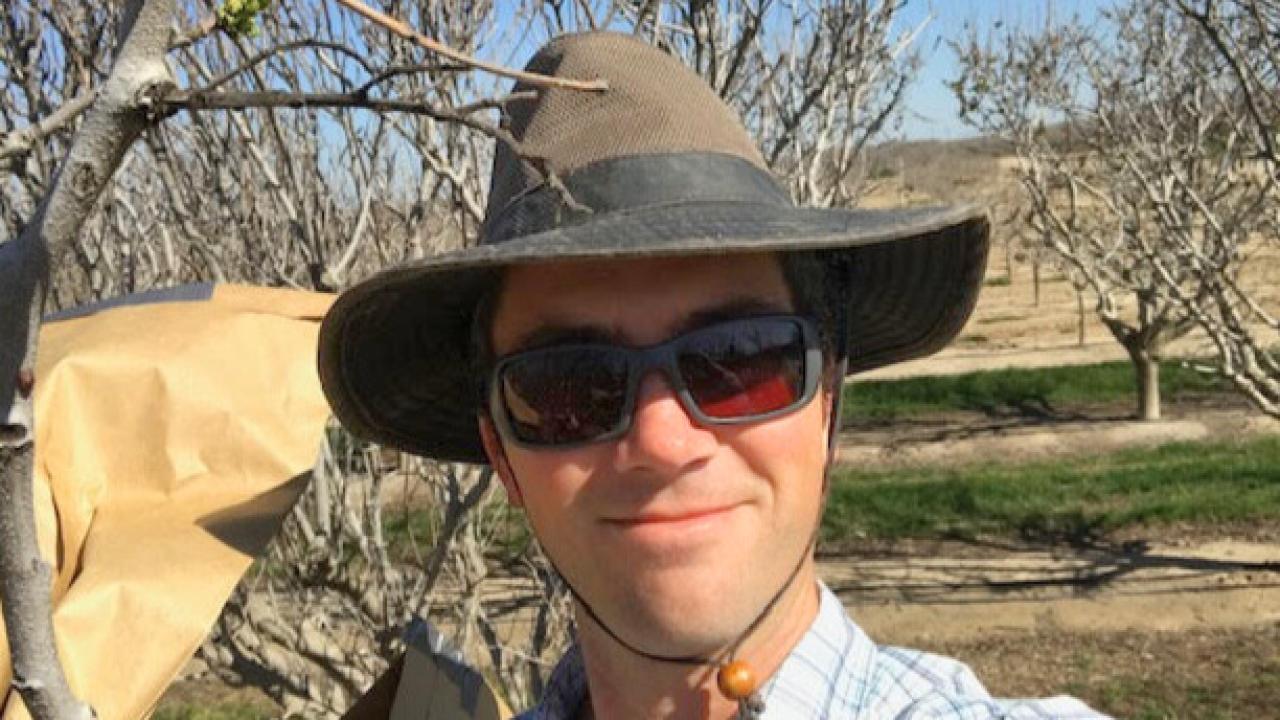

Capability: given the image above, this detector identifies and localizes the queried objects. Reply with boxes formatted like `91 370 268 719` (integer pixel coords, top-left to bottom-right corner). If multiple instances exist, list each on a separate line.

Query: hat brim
318 201 990 463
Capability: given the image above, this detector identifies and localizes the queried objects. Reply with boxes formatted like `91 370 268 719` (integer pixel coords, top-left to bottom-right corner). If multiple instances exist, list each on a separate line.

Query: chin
604 561 772 655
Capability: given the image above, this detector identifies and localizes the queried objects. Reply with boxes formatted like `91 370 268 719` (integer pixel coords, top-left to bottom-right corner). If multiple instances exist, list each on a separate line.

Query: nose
613 369 718 474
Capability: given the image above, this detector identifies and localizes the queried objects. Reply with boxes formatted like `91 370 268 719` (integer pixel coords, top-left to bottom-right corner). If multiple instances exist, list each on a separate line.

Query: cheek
505 448 598 517
732 397 830 495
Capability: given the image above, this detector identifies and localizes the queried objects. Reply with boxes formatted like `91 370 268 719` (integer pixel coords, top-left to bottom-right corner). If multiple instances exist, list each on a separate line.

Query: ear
819 367 845 489
479 415 524 507
820 370 839 433
821 386 836 460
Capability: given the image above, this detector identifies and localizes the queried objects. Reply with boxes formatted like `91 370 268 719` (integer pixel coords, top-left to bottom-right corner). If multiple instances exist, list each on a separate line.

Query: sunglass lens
499 349 630 445
677 319 806 419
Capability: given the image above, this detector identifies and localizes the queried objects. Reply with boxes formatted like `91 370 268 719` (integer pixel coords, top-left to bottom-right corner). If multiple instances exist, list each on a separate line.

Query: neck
574 561 820 720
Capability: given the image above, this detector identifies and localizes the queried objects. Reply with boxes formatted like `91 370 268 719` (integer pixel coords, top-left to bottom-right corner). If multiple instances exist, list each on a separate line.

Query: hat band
482 152 791 245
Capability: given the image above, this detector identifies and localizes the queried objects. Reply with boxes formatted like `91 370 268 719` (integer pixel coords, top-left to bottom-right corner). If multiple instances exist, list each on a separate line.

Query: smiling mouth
604 505 738 527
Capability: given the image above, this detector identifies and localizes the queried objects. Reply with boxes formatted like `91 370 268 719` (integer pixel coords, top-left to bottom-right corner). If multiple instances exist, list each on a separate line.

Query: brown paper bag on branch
0 284 333 720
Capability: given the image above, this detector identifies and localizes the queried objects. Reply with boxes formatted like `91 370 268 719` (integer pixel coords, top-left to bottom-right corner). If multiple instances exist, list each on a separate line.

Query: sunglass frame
487 314 825 450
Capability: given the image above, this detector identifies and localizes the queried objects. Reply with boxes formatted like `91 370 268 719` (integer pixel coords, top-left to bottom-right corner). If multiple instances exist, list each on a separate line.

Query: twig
354 62 472 97
333 0 608 92
169 13 217 51
203 39 378 91
170 88 519 120
451 90 539 116
152 88 524 149
0 93 96 164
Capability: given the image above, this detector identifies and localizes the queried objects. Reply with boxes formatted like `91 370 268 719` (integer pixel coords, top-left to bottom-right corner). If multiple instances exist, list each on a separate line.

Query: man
320 32 1104 719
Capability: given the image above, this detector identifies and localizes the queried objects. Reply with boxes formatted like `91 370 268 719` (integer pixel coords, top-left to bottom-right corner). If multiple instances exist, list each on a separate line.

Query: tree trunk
1076 289 1087 346
0 446 90 720
1131 348 1162 421
0 2 175 717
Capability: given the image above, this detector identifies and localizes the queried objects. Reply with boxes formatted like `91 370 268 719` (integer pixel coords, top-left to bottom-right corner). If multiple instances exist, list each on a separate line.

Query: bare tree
1158 0 1280 416
954 1 1280 421
949 2 1280 420
1 1 922 716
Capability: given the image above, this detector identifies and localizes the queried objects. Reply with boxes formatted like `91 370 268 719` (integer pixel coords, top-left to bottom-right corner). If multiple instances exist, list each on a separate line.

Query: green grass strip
822 436 1280 546
842 360 1230 423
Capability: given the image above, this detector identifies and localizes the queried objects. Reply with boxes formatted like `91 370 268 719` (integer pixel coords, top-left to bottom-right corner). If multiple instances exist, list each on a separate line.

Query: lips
606 505 737 526
596 501 750 558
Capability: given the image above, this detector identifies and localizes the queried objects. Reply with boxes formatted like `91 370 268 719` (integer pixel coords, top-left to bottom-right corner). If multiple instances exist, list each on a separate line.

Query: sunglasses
487 315 823 449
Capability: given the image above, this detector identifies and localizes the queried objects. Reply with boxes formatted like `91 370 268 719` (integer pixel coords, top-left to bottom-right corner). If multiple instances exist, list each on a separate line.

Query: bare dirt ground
838 401 1279 468
933 624 1280 717
824 540 1280 644
821 536 1280 714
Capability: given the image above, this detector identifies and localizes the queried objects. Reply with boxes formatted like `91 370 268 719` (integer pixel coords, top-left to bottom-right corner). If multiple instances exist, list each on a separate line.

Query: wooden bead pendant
716 660 758 701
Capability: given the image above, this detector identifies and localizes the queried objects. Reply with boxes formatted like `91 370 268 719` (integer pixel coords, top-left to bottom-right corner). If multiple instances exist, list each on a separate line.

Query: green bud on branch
217 0 272 37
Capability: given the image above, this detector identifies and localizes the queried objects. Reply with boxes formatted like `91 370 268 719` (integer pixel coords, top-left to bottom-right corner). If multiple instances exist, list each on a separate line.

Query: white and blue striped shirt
516 583 1107 719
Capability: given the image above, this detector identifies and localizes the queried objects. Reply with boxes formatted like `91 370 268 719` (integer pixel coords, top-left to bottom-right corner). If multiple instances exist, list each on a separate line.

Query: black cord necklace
548 525 818 718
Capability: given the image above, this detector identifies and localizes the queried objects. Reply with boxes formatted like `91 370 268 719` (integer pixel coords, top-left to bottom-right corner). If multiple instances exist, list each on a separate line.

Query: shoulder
867 645 1107 719
867 644 991 705
761 584 1110 719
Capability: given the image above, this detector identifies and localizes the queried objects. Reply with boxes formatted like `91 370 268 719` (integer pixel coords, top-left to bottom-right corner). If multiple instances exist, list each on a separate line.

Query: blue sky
896 0 1110 139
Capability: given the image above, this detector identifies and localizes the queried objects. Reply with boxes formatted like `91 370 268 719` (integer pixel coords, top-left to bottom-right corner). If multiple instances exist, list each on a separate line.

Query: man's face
480 253 830 656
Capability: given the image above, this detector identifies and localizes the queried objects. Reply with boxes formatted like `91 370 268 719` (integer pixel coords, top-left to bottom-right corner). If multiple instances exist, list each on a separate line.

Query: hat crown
485 32 767 231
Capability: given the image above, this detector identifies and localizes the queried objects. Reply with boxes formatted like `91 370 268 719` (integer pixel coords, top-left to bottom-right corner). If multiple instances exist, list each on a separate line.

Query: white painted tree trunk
1132 349 1162 422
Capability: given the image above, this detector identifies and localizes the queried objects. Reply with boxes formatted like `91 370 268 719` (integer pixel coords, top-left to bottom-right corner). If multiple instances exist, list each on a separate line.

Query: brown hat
318 31 989 463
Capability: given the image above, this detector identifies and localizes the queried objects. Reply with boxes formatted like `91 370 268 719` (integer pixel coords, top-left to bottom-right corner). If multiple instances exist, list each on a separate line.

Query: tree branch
0 1 177 716
353 62 472 97
152 88 525 151
0 92 96 165
168 13 217 51
202 39 378 92
333 0 608 92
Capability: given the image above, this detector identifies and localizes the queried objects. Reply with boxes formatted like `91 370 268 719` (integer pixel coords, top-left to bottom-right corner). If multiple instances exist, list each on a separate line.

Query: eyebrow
675 297 792 335
510 296 792 353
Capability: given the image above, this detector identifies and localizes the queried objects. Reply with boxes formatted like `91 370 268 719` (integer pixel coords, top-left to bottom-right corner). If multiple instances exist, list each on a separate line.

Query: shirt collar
527 582 871 719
